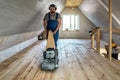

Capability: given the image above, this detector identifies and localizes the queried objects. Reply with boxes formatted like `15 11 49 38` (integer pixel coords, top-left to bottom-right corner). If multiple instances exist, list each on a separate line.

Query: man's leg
54 31 59 48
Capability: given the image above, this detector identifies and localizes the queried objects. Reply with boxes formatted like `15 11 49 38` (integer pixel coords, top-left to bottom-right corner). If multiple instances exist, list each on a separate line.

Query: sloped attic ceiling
79 0 120 29
101 0 120 25
0 0 65 37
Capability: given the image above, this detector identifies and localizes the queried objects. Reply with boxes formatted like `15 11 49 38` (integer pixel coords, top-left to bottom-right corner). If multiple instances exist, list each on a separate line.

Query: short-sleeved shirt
43 12 61 21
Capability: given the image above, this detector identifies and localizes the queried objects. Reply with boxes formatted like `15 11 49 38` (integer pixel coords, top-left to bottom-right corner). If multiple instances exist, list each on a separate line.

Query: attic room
0 0 120 80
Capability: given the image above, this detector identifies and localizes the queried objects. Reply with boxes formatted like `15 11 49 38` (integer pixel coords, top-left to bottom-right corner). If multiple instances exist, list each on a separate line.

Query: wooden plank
101 28 120 36
91 34 94 49
46 30 55 49
0 42 37 76
1 39 120 80
88 49 120 80
0 41 45 80
16 58 41 80
96 28 100 53
101 28 120 33
108 0 113 61
79 42 120 80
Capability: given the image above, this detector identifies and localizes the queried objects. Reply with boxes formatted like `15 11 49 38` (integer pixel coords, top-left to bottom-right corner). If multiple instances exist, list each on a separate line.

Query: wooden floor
0 39 120 80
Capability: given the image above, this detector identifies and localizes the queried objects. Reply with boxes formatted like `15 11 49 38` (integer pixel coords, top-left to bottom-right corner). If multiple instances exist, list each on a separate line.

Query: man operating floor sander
41 4 61 71
41 30 59 71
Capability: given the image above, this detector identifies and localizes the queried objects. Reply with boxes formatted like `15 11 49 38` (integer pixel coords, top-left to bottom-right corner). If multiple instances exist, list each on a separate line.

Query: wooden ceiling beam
65 0 83 7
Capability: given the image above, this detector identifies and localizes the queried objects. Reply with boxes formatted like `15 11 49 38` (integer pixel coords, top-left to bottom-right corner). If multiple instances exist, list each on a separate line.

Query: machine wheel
43 51 46 59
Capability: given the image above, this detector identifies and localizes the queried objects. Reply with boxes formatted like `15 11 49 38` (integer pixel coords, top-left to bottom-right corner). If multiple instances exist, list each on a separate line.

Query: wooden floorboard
0 39 120 80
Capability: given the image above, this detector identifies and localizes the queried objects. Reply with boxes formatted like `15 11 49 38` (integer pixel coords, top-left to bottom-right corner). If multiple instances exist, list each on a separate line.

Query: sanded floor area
0 39 120 80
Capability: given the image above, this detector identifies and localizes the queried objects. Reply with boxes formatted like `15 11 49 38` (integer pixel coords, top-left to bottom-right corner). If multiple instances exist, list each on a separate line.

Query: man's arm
53 18 61 34
43 20 47 31
43 13 48 33
43 20 48 39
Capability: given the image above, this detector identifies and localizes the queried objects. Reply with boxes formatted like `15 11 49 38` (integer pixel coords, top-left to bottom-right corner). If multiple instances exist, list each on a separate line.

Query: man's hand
53 18 61 35
43 29 47 39
43 29 47 35
53 30 57 35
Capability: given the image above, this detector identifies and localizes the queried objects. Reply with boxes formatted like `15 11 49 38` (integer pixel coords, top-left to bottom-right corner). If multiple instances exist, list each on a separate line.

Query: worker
43 4 61 49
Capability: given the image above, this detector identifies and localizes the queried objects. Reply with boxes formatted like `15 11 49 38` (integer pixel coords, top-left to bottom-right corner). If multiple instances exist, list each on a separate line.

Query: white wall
60 7 94 39
0 0 65 62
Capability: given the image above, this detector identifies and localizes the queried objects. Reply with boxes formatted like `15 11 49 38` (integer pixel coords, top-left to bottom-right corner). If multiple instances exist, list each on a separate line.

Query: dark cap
49 4 57 10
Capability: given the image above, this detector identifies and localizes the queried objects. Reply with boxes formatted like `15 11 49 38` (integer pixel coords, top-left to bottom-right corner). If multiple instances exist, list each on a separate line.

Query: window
63 15 79 31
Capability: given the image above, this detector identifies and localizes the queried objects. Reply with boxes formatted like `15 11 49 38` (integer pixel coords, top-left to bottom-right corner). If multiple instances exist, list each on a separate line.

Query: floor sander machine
41 30 59 71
